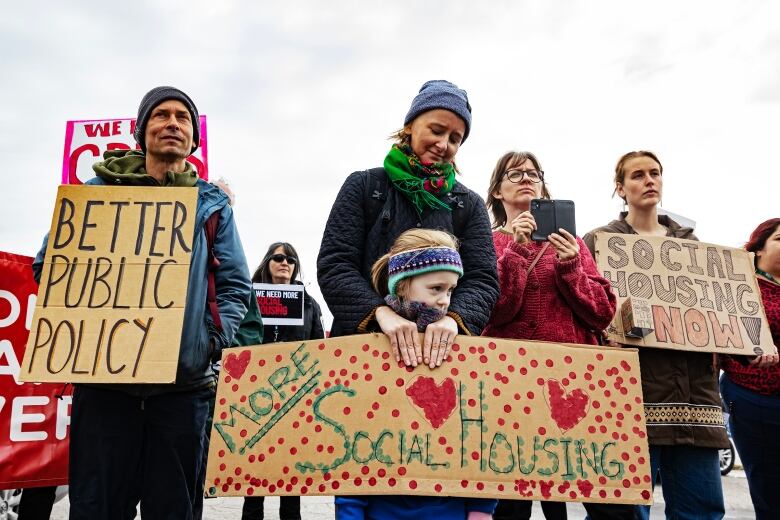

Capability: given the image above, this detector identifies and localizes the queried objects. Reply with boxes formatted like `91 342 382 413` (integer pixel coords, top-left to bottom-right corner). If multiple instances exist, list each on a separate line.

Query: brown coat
583 213 729 448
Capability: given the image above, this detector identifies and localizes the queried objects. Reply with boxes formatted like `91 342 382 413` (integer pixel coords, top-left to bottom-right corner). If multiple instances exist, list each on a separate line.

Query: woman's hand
375 306 421 367
549 228 579 261
749 346 780 368
509 211 536 244
423 315 458 368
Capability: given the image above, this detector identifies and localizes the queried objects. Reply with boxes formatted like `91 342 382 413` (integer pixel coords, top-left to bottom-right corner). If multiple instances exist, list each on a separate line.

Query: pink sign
61 116 208 185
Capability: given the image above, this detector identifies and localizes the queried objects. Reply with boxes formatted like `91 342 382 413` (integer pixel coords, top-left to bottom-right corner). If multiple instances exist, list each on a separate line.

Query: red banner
0 252 71 488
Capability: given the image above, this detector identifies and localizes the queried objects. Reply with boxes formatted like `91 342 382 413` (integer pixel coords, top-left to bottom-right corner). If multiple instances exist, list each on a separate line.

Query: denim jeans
721 374 780 520
638 444 724 520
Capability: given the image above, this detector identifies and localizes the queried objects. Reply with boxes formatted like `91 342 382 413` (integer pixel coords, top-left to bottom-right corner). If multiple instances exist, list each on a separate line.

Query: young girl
335 229 495 520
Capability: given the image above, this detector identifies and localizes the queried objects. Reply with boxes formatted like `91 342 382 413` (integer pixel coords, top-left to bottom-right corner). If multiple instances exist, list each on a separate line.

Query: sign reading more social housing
21 186 197 384
594 233 773 355
206 334 652 505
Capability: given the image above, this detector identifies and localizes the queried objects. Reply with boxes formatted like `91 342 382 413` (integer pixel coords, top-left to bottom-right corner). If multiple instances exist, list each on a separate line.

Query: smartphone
530 199 576 241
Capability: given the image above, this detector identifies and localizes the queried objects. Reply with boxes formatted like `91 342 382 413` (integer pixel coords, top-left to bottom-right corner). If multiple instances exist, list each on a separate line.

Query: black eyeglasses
504 169 544 183
270 254 297 265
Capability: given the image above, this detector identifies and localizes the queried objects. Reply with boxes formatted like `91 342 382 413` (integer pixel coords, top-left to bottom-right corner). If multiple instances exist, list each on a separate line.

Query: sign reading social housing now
21 186 197 383
593 233 773 355
205 334 652 505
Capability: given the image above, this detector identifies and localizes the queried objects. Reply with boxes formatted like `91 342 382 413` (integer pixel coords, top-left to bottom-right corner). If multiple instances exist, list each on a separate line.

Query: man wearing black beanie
32 86 252 519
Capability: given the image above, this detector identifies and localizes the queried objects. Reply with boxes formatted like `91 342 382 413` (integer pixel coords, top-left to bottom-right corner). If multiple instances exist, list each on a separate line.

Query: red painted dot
392 409 400 417
396 378 405 387
527 391 535 399
451 367 459 376
382 363 390 371
545 359 554 368
343 407 351 415
388 478 396 487
536 378 545 386
471 451 480 461
470 371 478 379
538 427 546 435
408 480 418 490
411 421 419 430
398 466 407 476
275 354 283 363
530 359 538 368
504 404 512 413
334 349 342 357
523 407 531 415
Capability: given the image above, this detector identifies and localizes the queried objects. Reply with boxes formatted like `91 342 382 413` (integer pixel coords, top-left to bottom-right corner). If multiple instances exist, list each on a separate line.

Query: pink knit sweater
483 230 616 345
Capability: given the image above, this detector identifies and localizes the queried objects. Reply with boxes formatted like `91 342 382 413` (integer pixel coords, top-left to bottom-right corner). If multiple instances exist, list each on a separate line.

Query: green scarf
383 144 456 213
92 150 198 187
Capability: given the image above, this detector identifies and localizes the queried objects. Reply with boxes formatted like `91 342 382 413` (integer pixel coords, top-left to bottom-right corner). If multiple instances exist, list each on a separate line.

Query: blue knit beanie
134 86 200 154
404 80 472 142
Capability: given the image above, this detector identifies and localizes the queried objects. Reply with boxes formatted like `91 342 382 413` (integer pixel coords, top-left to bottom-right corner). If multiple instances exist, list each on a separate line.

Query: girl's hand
375 306 421 367
549 228 579 261
423 315 458 368
749 346 780 368
509 211 536 244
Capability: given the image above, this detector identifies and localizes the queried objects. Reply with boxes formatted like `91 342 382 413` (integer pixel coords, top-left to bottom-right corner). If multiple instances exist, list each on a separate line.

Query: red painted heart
223 350 251 380
405 376 457 429
543 378 590 432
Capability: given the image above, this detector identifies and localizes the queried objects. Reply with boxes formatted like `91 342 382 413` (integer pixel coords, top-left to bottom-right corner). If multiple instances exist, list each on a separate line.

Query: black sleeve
447 191 499 335
317 171 385 334
309 297 325 340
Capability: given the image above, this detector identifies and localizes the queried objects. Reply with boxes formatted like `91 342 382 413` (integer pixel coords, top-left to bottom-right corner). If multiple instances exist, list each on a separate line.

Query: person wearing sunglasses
241 242 325 520
484 151 638 520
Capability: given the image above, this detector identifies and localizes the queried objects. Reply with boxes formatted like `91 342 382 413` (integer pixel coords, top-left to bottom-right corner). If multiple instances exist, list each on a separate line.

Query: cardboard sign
1 252 72 488
594 233 773 354
254 283 304 326
62 116 209 185
205 334 652 505
20 186 197 384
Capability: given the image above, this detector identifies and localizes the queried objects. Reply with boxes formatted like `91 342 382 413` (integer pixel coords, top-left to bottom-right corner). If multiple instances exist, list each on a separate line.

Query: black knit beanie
134 86 200 154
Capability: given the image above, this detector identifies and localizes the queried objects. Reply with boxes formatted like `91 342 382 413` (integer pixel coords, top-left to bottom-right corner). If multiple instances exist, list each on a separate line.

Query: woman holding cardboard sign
241 242 324 520
720 218 780 520
583 151 729 520
483 151 637 520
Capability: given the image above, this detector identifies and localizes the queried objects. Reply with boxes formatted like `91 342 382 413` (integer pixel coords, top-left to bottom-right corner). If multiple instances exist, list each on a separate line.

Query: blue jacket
33 178 252 396
335 495 496 520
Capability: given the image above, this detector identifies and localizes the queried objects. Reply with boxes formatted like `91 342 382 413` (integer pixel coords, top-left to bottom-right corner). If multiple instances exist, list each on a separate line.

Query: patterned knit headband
387 246 464 296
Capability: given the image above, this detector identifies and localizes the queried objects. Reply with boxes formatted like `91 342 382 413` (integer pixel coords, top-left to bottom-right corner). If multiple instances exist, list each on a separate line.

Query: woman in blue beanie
317 81 499 518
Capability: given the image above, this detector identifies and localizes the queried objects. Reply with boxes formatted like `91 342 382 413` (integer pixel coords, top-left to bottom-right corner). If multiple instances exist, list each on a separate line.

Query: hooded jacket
32 156 252 397
583 213 729 448
317 169 499 337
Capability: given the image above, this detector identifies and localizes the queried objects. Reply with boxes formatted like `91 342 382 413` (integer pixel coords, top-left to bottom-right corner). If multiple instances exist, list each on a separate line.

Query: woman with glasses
583 151 727 520
484 151 637 520
241 242 324 520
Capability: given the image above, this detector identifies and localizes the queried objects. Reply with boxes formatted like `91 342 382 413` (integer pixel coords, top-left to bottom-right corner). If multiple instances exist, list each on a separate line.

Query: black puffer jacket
263 283 325 344
317 169 499 337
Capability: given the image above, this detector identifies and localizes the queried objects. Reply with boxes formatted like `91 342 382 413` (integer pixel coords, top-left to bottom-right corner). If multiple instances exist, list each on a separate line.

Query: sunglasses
270 254 297 265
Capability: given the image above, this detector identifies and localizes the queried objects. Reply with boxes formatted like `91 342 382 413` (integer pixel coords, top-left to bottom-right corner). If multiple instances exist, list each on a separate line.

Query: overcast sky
2 0 778 328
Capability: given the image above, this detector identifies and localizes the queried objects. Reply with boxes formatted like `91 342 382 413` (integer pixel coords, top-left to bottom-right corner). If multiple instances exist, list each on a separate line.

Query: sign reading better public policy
20 186 197 384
